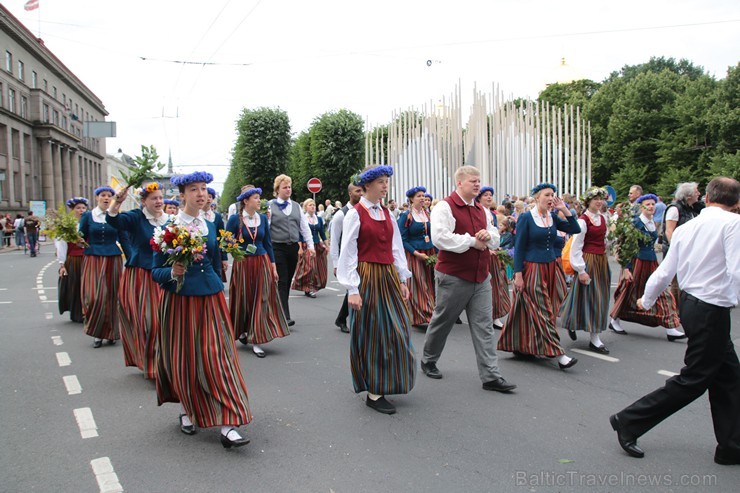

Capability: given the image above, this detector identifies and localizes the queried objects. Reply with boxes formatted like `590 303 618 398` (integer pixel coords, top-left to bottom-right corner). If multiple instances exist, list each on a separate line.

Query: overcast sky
8 0 739 192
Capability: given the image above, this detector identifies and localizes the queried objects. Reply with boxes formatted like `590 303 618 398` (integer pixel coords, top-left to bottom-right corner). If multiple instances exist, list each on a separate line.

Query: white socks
557 355 572 365
610 318 625 332
252 345 264 355
665 328 685 337
590 333 605 347
179 405 193 427
367 392 381 401
221 426 242 440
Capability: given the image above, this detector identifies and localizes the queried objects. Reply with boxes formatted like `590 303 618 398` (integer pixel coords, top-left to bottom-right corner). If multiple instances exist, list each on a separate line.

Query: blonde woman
292 199 329 298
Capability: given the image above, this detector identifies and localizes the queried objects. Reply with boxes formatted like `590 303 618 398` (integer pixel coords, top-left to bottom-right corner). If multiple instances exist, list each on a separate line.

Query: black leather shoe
420 361 443 379
588 342 610 355
335 321 350 333
305 291 317 298
220 428 250 448
493 321 504 330
667 333 687 342
568 329 577 341
179 414 196 435
609 414 644 458
238 334 248 345
609 323 628 335
366 396 396 415
455 317 463 324
287 319 295 327
93 340 102 348
558 358 578 370
107 339 117 346
714 446 740 465
413 323 429 330
482 377 517 392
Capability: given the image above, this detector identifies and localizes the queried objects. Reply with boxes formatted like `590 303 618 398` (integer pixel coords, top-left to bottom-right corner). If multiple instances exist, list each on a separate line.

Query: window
8 88 16 113
53 110 59 125
17 60 24 81
5 51 12 73
52 86 57 99
20 96 27 118
0 82 3 107
62 94 66 105
43 103 49 123
62 116 67 129
31 71 37 88
43 79 48 92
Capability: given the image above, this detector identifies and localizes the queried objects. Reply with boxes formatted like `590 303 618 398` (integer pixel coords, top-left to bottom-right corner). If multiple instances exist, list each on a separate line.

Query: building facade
0 5 107 215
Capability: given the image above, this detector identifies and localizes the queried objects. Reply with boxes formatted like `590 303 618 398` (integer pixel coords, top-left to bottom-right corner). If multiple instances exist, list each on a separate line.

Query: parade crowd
29 165 739 464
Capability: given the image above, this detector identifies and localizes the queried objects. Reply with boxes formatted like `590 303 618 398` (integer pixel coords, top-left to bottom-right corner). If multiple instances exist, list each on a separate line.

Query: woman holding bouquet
398 186 436 329
226 185 289 358
497 183 581 370
106 182 169 379
56 197 88 323
337 165 416 415
151 171 251 448
291 199 328 298
477 186 510 329
79 186 123 348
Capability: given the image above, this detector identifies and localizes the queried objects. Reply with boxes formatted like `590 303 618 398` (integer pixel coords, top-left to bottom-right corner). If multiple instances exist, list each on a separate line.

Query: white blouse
570 211 609 274
639 213 656 232
337 196 411 295
91 207 107 224
242 210 261 228
175 210 209 236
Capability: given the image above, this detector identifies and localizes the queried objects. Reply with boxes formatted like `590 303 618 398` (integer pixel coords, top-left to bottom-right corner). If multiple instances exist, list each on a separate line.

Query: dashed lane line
90 457 123 493
64 375 82 395
73 407 98 438
658 370 679 377
45 312 53 320
56 352 72 367
51 336 63 345
570 348 620 363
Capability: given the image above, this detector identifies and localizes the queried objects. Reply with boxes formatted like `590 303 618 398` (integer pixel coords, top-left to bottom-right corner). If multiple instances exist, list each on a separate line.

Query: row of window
5 50 81 113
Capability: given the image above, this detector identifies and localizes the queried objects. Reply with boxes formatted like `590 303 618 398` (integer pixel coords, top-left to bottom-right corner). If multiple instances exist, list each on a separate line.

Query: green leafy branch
120 145 165 189
607 201 652 268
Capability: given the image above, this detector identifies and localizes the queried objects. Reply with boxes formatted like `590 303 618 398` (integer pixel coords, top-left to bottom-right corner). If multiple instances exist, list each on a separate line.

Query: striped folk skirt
553 257 568 315
81 255 122 340
117 266 162 379
229 254 290 344
497 261 567 357
349 262 416 395
489 252 511 319
58 255 84 323
156 291 251 429
405 249 436 325
610 259 680 328
560 252 611 333
291 243 328 292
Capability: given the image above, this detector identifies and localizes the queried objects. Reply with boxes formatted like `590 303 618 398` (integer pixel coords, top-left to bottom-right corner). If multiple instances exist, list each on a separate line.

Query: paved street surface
1 245 738 492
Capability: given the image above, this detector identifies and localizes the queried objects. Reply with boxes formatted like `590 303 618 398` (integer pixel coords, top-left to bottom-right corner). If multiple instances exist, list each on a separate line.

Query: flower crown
531 183 557 195
352 165 393 186
636 193 659 204
424 193 433 200
236 187 262 202
581 186 608 203
139 181 163 197
207 187 217 199
94 186 116 196
66 197 89 208
405 186 426 198
477 186 495 198
170 171 213 187
163 198 179 206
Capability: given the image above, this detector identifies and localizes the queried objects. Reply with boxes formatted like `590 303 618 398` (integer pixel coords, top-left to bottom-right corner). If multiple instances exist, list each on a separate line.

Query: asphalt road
1 245 738 493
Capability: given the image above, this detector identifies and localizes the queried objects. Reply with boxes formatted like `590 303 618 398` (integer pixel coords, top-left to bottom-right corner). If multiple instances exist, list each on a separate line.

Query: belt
681 292 731 310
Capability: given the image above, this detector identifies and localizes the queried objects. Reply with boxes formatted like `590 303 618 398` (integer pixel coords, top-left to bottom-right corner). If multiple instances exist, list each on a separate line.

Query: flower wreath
170 171 214 186
405 186 427 198
352 165 394 186
580 186 608 204
66 197 89 208
138 181 163 198
236 187 262 202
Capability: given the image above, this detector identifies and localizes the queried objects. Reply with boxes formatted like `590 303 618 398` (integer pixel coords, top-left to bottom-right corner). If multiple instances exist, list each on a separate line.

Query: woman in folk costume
151 172 251 448
78 186 123 348
560 186 612 354
609 194 686 341
337 165 416 415
56 197 88 323
477 186 511 330
497 183 581 370
226 185 289 358
291 199 329 298
397 186 436 329
163 198 179 215
202 187 228 281
105 182 168 379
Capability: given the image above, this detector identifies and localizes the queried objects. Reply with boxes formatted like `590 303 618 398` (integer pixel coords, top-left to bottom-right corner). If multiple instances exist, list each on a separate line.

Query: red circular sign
307 177 322 193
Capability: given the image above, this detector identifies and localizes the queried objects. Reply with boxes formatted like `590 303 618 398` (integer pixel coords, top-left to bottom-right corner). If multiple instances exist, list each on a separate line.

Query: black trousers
336 292 349 324
273 242 299 320
617 292 740 455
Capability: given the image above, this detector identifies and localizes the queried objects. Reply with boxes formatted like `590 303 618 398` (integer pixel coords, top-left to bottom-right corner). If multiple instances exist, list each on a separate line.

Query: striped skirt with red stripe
81 255 122 340
489 252 511 319
349 262 416 395
553 257 568 315
156 291 251 428
405 249 436 325
610 258 680 328
497 261 566 357
560 252 611 333
117 266 162 379
229 254 290 344
58 255 84 323
291 243 328 292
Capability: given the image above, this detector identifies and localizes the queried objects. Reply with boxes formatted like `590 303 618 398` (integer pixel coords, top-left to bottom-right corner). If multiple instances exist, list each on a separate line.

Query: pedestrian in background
56 197 89 323
23 210 41 257
13 213 25 250
330 183 363 334
291 199 328 298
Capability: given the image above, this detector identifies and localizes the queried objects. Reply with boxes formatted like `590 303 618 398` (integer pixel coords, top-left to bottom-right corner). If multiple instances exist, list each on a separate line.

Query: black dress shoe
238 334 248 345
305 291 317 298
558 358 578 370
93 340 102 348
667 333 687 342
455 317 463 324
714 446 740 465
568 329 577 341
609 323 628 335
220 428 250 448
287 319 295 327
107 339 117 346
420 361 443 379
588 342 610 355
493 321 504 330
335 321 350 333
366 396 396 415
179 414 196 435
482 377 517 392
413 323 429 330
609 414 644 458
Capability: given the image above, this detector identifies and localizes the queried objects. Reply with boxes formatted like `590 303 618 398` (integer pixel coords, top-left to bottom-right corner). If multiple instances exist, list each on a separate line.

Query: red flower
163 229 177 245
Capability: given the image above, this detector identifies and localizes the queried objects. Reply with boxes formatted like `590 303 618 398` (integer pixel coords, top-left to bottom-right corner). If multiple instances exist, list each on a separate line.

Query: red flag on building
24 0 40 11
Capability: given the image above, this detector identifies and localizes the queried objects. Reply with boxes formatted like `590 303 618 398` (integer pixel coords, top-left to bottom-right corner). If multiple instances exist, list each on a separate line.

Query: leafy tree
287 131 312 200
538 79 600 110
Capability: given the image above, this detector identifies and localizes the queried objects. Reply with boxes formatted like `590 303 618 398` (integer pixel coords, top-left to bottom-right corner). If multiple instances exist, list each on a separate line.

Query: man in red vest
421 166 517 393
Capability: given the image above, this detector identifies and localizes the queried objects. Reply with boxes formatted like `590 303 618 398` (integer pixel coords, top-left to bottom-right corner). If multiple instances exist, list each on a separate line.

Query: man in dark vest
329 182 363 333
420 165 517 393
270 174 315 326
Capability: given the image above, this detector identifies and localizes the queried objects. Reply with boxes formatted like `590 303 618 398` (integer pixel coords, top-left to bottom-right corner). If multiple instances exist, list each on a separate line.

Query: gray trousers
423 271 502 382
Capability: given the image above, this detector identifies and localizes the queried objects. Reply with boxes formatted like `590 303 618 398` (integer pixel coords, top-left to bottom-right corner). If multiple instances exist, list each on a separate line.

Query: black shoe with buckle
179 414 196 436
220 428 250 448
568 329 577 341
609 414 644 458
667 333 687 342
420 361 443 379
482 377 517 392
366 396 396 415
238 333 248 345
93 339 102 348
558 358 578 370
287 319 295 327
305 291 317 298
588 342 610 355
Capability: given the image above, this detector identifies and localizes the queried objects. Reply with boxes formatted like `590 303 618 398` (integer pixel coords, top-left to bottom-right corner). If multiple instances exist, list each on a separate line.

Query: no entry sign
307 177 322 194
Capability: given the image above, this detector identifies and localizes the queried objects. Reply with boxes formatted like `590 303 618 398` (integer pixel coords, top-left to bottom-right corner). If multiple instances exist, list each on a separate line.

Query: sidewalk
0 241 51 254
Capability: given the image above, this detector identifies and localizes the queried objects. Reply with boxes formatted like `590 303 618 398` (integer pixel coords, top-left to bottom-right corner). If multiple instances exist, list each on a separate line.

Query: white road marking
0 287 7 290
39 295 47 301
51 336 63 345
0 301 11 304
32 286 57 290
658 370 679 377
324 287 339 292
56 352 72 367
337 294 344 297
571 348 620 363
37 290 45 295
41 300 58 303
64 375 82 394
45 312 53 320
73 407 98 438
90 457 123 493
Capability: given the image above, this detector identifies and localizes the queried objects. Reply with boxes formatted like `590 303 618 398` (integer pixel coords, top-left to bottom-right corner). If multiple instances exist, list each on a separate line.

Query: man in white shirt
330 183 363 333
609 177 740 465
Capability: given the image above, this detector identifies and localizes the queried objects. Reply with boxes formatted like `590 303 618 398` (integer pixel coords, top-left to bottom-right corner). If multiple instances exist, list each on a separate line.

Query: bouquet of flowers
607 201 651 268
150 222 207 292
425 254 438 266
495 248 514 268
218 229 246 262
43 205 88 247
